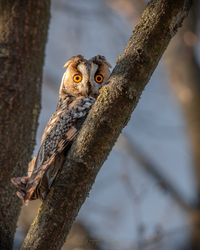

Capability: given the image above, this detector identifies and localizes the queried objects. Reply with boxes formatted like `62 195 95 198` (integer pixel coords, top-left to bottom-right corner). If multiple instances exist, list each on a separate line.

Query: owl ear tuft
63 55 85 69
63 60 71 69
93 55 112 68
102 58 112 68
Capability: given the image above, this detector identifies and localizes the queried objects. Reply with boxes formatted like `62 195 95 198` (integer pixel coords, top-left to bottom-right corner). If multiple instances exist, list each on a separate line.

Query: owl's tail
11 157 37 205
11 176 30 202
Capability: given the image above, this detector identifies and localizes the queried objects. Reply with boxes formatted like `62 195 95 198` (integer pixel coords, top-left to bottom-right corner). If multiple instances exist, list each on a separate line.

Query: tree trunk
164 1 200 249
21 0 192 249
0 1 50 249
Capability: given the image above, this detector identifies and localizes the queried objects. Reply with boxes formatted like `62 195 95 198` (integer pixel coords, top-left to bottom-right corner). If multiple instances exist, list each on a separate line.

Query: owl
11 55 111 205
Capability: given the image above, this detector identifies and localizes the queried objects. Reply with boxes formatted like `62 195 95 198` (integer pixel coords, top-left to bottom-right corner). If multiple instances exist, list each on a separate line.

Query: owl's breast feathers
11 96 95 205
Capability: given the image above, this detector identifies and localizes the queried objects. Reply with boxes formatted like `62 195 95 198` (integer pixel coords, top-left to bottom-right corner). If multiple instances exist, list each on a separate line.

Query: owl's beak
86 82 91 96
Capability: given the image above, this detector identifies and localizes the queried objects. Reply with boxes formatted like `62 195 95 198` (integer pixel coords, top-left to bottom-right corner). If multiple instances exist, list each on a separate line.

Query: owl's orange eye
95 74 103 83
73 74 82 83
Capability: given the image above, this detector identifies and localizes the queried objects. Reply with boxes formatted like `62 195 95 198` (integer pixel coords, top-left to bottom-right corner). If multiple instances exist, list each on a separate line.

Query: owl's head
60 55 112 98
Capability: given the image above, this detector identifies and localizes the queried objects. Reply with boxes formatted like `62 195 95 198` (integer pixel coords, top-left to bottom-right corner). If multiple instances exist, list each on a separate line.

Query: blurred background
14 0 200 249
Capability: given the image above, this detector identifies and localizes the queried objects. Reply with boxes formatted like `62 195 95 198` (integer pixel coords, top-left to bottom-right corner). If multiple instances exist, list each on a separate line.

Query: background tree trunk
110 0 200 249
0 1 50 249
21 0 192 249
164 1 200 249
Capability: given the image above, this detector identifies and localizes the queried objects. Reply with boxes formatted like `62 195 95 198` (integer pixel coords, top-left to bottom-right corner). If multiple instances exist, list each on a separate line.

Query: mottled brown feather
11 55 111 205
24 126 78 205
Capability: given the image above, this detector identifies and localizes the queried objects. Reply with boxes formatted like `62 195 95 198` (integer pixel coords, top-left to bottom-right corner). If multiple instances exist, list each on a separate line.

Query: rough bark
0 1 50 249
21 0 192 249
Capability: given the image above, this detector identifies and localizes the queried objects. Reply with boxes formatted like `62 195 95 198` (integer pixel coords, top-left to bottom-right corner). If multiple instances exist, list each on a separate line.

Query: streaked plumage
11 55 111 205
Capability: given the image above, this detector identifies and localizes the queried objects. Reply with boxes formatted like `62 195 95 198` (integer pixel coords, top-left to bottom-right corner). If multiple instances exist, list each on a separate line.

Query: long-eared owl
11 55 111 205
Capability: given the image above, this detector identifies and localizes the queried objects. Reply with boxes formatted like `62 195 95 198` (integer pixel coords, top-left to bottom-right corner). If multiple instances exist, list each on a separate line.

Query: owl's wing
24 122 78 204
11 96 95 205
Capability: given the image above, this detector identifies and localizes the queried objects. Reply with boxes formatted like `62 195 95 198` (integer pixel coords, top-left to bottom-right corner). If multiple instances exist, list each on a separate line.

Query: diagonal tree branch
21 0 192 249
